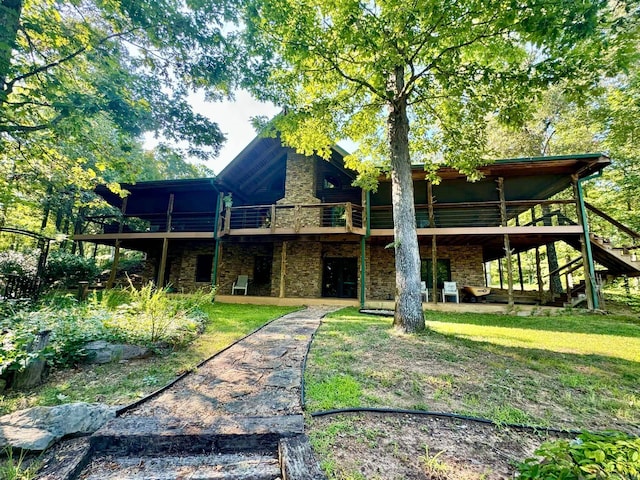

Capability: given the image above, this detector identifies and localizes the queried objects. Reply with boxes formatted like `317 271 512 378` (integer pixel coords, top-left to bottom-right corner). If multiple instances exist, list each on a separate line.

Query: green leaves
517 431 640 479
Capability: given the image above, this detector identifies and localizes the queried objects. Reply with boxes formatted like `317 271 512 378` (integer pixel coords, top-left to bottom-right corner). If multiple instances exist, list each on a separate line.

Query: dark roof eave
407 153 610 177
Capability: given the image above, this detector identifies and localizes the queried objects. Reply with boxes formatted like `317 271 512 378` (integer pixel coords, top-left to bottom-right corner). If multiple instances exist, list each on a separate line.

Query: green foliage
517 431 640 479
0 448 40 480
104 283 207 347
0 303 298 414
0 250 39 276
43 251 99 288
0 284 216 380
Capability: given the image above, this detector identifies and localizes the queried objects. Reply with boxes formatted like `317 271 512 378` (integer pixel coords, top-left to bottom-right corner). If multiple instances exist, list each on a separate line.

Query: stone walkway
125 305 334 422
41 306 335 480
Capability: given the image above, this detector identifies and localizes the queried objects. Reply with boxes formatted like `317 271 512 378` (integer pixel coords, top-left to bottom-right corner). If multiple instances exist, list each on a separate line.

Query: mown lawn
305 308 640 431
0 303 298 415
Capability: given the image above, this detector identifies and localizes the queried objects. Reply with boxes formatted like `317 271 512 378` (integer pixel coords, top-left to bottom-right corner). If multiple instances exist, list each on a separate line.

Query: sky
187 90 280 174
145 89 356 175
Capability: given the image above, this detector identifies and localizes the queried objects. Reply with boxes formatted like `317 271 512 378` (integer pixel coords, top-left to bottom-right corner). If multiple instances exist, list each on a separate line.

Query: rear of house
76 134 639 309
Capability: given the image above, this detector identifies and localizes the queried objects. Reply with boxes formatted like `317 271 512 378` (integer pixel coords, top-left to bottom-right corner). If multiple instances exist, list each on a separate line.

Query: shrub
43 251 99 288
517 431 640 479
0 284 213 384
0 250 39 276
104 283 206 348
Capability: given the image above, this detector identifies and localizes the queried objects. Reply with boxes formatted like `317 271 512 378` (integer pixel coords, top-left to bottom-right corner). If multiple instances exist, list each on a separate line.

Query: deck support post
107 197 127 289
572 176 595 309
536 247 544 303
212 192 223 289
279 241 287 298
515 216 524 291
498 178 514 307
157 237 169 288
428 182 437 303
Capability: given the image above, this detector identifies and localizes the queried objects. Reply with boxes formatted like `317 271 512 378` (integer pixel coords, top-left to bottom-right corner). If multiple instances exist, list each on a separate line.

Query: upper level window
323 175 341 190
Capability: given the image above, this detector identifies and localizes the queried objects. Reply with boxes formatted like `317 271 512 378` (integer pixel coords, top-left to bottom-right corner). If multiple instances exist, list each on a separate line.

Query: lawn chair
441 281 459 303
421 281 429 302
232 275 249 295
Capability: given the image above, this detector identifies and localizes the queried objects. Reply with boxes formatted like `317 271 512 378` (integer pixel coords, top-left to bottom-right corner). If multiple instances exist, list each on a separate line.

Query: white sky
144 90 280 175
145 90 357 175
190 90 280 174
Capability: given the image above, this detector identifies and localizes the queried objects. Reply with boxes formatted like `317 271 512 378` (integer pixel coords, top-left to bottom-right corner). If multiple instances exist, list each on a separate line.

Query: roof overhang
408 153 610 181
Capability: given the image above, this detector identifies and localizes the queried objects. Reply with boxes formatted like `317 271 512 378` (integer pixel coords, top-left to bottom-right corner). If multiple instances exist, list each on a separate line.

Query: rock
83 341 150 364
0 402 116 451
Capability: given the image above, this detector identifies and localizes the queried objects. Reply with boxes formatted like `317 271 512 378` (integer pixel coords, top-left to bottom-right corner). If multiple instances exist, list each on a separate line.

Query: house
75 135 640 309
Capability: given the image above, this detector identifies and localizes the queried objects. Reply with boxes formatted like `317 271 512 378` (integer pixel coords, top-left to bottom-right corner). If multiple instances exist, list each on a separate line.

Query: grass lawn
0 303 298 416
305 308 640 430
305 307 640 479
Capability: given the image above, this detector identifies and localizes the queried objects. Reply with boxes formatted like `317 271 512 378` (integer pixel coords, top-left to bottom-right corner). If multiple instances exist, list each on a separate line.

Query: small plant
517 431 640 479
419 445 448 479
0 448 40 480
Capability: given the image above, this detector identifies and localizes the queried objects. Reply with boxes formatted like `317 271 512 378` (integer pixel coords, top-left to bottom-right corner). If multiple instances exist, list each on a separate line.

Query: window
195 254 213 282
254 256 272 284
421 259 451 289
323 175 341 190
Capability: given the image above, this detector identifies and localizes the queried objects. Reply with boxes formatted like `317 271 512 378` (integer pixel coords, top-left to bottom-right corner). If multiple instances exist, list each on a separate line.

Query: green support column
576 173 601 309
359 191 371 309
211 192 223 290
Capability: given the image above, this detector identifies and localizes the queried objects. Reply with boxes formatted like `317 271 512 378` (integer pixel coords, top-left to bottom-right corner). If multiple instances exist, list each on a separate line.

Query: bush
0 284 213 382
0 250 39 276
104 283 207 348
517 431 640 479
43 251 99 288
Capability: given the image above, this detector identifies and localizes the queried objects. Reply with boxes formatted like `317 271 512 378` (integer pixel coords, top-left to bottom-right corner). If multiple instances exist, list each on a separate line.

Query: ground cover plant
305 307 640 479
0 298 297 415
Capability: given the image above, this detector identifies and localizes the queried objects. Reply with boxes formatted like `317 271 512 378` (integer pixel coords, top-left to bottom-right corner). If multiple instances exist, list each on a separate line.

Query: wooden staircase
561 202 640 278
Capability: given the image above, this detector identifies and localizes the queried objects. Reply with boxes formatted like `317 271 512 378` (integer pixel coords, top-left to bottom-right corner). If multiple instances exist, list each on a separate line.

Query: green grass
425 312 640 363
305 307 640 431
0 302 297 415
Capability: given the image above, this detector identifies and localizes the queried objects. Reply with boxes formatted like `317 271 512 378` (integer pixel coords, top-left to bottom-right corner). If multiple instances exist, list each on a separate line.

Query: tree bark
0 0 22 100
388 66 424 333
542 204 563 294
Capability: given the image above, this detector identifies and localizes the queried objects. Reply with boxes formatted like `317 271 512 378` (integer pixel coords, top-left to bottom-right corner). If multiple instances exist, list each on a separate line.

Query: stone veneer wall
218 243 274 295
270 240 323 297
367 244 484 300
174 241 216 291
268 240 361 298
275 151 321 229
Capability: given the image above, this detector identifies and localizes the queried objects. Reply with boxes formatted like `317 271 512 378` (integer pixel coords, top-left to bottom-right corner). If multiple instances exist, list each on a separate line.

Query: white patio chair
441 281 459 303
232 275 249 295
420 281 429 302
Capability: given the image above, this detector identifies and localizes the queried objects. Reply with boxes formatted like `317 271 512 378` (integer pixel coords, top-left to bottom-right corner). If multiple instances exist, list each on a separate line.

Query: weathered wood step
91 415 304 456
78 452 281 480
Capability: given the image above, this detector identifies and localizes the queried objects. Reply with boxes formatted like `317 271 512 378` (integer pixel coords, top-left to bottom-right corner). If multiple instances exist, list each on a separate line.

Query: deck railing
91 211 217 234
370 199 579 230
220 202 364 235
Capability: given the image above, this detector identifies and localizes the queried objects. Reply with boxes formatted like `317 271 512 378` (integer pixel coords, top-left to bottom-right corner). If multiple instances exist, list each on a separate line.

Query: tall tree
0 0 237 235
242 0 633 332
0 0 237 156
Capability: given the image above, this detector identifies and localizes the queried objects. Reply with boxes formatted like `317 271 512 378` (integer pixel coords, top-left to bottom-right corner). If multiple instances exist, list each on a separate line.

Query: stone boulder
83 340 150 364
0 402 116 451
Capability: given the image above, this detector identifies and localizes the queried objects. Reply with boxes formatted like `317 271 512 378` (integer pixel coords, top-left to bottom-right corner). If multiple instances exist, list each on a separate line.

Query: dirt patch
308 412 566 479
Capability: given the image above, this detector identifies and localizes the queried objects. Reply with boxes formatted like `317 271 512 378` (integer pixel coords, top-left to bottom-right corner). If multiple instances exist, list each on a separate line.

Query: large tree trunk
388 66 425 333
0 0 22 100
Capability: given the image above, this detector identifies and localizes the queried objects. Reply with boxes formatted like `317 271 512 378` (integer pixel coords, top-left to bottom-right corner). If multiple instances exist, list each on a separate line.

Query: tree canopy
241 0 638 331
0 0 234 240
